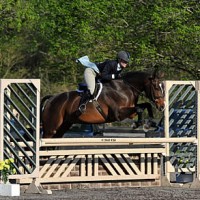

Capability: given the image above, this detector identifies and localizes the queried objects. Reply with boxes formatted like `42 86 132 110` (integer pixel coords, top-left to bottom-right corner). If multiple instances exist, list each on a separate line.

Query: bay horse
41 70 165 138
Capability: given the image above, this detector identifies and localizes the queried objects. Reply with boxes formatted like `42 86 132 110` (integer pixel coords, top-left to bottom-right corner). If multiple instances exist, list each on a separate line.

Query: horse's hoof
93 131 103 137
131 121 143 129
131 122 138 129
143 123 151 132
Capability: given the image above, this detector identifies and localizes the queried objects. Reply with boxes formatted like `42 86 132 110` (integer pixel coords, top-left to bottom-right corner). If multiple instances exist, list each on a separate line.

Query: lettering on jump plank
101 138 117 142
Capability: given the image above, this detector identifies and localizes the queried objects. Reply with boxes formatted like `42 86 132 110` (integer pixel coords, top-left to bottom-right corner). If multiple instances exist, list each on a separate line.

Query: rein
122 79 161 107
123 79 147 99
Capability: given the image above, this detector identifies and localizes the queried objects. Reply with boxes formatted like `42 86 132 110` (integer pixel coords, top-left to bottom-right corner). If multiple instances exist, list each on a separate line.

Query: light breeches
84 67 97 95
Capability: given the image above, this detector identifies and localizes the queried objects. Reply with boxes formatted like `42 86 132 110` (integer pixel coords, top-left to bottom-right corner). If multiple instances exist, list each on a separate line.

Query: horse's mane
122 71 151 80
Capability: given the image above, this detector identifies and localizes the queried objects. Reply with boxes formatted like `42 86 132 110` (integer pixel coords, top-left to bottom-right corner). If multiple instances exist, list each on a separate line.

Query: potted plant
0 158 20 196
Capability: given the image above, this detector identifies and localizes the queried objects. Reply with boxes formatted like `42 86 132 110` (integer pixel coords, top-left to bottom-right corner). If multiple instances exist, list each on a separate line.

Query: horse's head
146 70 165 111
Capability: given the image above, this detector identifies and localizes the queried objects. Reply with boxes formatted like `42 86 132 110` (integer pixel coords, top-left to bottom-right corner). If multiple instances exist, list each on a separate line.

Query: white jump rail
40 137 198 147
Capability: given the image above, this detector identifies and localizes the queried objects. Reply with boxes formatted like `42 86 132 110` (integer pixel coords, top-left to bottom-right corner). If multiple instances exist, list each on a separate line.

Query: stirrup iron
79 103 87 113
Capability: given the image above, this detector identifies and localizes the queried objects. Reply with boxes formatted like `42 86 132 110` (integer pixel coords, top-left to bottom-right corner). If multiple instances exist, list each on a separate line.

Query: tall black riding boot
79 90 93 113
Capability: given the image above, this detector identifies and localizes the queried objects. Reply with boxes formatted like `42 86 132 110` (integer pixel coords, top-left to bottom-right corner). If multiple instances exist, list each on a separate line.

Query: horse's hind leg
42 122 59 138
53 123 73 138
42 106 68 138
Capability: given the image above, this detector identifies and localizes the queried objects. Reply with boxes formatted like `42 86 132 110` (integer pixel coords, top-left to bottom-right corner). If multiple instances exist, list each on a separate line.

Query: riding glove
115 73 122 79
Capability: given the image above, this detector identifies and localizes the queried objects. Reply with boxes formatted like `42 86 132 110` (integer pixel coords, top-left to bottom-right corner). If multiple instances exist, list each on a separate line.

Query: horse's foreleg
136 103 154 118
136 103 158 128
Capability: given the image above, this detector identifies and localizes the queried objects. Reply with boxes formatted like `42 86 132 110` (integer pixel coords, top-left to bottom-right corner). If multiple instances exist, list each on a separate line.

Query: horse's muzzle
155 99 165 112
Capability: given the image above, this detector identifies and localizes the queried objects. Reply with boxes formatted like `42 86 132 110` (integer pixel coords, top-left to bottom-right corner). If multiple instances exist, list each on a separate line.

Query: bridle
149 80 165 103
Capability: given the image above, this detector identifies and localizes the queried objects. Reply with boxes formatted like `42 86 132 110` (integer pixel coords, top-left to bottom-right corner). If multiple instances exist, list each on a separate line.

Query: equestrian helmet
117 51 130 63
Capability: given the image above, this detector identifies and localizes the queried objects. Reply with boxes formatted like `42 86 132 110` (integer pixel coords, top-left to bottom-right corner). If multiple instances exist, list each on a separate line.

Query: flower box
0 183 20 196
176 172 193 183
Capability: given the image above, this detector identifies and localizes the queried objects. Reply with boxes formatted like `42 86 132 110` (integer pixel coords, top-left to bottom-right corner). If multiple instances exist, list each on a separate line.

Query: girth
92 100 107 120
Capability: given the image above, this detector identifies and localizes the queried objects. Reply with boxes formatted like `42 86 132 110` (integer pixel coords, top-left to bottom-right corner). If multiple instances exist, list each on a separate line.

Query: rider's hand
115 73 122 79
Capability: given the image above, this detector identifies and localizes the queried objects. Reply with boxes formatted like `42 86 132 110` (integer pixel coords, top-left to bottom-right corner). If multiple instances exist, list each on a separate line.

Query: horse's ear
159 71 165 79
152 69 164 79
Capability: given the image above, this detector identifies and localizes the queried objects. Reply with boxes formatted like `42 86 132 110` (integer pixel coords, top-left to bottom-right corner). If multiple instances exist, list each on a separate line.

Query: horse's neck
104 79 145 97
125 79 145 94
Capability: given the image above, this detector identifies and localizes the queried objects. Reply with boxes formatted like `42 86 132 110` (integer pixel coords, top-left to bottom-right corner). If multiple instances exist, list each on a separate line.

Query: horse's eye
152 80 157 85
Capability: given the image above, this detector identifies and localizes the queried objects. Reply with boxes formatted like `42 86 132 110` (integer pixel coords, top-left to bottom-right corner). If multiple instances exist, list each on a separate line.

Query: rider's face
119 59 128 68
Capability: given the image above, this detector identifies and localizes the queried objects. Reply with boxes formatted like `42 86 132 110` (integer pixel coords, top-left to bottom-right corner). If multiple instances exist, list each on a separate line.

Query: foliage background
0 0 199 96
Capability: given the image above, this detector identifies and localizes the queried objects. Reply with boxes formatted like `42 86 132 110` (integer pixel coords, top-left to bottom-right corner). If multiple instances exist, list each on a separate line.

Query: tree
0 0 199 96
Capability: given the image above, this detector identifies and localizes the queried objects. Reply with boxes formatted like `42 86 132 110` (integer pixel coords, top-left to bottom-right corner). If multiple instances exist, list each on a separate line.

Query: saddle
76 82 106 118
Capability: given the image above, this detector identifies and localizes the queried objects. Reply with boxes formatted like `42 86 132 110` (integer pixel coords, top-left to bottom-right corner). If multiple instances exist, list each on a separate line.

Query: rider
78 51 130 113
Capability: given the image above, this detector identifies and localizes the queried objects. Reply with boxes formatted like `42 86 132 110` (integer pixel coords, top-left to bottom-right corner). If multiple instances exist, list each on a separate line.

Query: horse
41 70 165 138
